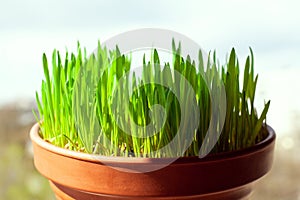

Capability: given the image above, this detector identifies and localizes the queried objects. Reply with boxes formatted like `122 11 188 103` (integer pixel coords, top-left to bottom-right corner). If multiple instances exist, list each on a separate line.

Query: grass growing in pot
34 41 270 158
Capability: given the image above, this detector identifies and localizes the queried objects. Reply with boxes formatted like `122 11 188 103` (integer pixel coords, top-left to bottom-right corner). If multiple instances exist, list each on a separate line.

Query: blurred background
0 0 299 199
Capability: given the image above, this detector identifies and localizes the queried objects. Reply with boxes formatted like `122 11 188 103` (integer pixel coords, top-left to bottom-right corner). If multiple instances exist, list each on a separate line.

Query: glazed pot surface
30 123 275 199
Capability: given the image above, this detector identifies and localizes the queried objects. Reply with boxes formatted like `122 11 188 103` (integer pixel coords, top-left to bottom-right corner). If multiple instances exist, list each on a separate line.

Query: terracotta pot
30 123 275 200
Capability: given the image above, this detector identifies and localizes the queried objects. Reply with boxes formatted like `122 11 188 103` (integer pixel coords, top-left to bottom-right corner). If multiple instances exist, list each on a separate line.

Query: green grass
34 40 270 157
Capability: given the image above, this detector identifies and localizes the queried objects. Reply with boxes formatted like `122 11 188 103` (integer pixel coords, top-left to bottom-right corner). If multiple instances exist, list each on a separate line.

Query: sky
1 0 300 134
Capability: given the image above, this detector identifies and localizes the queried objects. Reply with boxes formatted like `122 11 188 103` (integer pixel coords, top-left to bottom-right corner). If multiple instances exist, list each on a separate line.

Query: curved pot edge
30 123 275 164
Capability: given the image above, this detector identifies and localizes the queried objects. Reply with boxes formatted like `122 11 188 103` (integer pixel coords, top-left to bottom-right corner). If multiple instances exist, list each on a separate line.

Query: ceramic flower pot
30 123 275 200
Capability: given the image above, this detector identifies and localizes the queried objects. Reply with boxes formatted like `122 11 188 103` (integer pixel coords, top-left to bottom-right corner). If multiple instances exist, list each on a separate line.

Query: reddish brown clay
30 123 275 200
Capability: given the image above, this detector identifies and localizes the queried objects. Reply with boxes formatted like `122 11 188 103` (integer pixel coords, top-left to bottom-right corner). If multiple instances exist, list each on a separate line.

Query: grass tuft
35 41 270 157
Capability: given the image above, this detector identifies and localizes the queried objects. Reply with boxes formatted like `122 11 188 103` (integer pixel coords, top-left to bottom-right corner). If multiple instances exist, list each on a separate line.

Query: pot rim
30 123 275 165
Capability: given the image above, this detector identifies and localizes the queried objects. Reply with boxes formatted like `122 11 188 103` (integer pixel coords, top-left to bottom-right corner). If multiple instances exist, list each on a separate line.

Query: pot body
49 181 253 200
30 123 275 200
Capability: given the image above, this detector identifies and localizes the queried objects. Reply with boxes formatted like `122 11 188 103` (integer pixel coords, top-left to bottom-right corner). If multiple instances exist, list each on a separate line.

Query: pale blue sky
1 0 300 134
